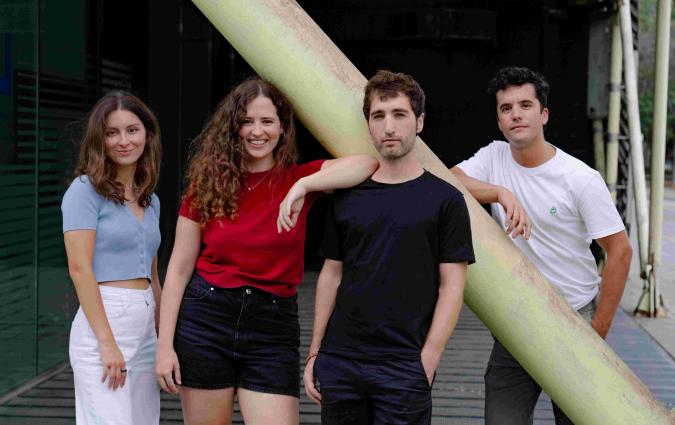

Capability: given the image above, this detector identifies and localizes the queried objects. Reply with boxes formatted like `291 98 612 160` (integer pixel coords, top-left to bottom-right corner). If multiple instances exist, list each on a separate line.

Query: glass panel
36 109 80 372
0 0 38 394
36 0 86 374
0 0 86 396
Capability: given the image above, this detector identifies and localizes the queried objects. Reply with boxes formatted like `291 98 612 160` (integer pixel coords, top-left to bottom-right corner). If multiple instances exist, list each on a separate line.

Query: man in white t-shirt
451 66 632 425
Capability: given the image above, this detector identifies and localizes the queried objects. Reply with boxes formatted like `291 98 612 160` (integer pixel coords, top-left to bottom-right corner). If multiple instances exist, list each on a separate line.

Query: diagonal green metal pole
190 1 675 423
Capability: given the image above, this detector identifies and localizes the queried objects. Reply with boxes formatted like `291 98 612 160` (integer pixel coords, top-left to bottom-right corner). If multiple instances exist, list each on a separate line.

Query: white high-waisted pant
69 285 159 425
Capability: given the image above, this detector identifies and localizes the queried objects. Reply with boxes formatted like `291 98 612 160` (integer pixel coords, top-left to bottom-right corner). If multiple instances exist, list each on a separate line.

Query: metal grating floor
1 271 673 424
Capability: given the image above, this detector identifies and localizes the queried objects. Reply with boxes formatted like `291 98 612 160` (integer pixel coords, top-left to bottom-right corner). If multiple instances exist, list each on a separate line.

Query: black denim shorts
174 273 301 397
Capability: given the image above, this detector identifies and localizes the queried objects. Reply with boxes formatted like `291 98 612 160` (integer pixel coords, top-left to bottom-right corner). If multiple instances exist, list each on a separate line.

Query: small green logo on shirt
549 206 557 215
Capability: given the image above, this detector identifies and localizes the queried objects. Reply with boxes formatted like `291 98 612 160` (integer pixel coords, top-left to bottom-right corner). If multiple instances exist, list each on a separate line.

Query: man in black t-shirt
303 70 475 425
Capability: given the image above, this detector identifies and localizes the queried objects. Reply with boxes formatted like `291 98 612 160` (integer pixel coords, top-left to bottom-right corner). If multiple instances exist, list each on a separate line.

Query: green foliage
637 0 675 146
639 85 675 144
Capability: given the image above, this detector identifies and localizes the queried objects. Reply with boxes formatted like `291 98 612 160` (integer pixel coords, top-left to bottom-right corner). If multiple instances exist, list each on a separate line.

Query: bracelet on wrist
305 351 319 365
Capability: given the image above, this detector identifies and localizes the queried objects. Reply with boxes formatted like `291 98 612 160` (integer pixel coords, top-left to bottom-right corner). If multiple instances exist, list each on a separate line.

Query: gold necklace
245 170 271 191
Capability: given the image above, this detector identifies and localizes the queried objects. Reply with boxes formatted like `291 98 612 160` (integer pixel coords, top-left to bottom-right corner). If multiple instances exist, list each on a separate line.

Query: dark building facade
0 0 628 397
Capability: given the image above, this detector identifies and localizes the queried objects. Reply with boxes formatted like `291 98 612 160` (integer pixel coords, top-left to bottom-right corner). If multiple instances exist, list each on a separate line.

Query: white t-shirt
457 140 625 309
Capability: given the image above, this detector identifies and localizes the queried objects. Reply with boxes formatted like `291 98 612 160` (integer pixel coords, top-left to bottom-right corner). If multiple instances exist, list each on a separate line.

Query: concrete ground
620 185 675 360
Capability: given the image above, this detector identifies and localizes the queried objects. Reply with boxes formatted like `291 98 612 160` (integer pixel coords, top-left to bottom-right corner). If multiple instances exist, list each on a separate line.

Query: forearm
156 266 192 349
423 264 466 357
301 155 378 193
592 232 632 336
150 260 162 331
309 261 342 352
594 251 630 328
450 166 501 204
158 217 202 348
151 258 162 306
151 279 162 304
64 231 115 345
71 270 115 345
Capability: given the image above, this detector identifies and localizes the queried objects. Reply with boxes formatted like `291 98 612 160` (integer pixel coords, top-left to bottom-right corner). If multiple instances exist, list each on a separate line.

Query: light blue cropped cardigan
61 175 161 282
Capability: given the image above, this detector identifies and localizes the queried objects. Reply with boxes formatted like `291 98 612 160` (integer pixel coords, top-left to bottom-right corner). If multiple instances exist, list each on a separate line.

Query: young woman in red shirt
155 76 378 425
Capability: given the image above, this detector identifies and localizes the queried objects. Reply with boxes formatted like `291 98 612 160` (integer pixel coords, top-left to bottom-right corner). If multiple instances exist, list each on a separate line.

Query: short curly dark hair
363 70 425 119
487 67 550 109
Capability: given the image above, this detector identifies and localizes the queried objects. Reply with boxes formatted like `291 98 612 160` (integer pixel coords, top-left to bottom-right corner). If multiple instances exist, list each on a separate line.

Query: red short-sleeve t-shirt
179 160 325 297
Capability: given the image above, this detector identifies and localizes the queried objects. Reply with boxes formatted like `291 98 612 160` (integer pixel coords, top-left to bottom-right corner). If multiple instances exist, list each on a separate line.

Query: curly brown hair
183 76 298 224
74 91 162 208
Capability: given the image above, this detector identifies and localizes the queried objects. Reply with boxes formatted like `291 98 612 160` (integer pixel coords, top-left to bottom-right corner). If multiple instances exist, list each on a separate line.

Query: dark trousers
484 340 574 425
314 352 432 425
484 300 596 425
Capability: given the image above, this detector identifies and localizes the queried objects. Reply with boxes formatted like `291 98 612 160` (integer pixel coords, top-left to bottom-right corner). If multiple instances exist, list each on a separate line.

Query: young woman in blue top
62 92 163 424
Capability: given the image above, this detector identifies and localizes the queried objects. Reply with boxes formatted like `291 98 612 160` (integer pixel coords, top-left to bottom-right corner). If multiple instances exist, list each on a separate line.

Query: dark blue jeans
174 273 301 396
314 352 432 425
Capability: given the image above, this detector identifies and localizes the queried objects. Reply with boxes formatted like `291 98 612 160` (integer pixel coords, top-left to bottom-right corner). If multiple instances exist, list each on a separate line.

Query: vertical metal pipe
593 118 606 178
606 13 622 201
190 1 675 423
645 0 671 317
619 0 650 280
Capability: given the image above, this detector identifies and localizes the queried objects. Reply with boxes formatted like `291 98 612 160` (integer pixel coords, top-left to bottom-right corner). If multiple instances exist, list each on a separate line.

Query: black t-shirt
320 171 475 360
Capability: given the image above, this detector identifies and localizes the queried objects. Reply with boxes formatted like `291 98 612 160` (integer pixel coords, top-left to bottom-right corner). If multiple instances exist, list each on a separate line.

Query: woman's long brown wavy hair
183 76 298 224
74 91 162 208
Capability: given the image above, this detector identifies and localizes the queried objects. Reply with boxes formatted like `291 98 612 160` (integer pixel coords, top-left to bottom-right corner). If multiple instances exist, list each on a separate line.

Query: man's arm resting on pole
450 166 501 203
592 230 632 338
421 261 467 385
450 166 530 239
304 258 343 404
